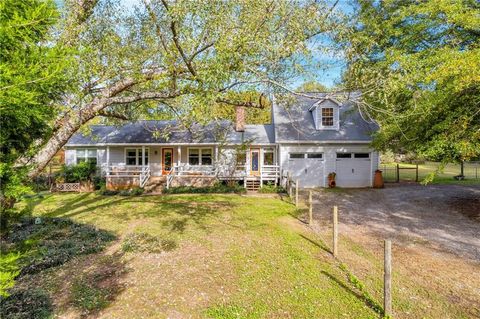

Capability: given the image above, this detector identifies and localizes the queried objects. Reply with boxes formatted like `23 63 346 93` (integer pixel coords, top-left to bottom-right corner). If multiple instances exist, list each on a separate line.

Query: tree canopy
341 0 480 162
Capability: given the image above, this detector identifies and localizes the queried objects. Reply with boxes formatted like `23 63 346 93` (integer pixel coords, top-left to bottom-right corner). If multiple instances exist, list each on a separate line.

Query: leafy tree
0 0 73 221
341 0 480 163
296 81 329 92
22 0 342 177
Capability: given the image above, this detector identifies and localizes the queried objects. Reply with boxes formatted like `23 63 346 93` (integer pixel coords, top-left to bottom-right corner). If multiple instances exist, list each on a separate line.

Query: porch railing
166 166 176 189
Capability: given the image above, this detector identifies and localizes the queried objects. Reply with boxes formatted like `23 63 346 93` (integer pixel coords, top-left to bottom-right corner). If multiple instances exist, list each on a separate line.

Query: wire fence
380 161 480 183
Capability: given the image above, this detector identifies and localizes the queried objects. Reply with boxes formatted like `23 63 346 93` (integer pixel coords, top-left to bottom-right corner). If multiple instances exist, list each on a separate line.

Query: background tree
296 81 329 92
340 0 480 164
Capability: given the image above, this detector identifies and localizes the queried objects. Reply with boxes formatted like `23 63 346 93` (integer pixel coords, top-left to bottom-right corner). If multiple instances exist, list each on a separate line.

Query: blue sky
111 0 350 88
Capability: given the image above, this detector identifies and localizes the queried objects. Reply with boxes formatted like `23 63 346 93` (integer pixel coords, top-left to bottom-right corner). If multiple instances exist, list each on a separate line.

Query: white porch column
214 146 219 164
177 146 181 167
106 146 110 175
142 145 145 167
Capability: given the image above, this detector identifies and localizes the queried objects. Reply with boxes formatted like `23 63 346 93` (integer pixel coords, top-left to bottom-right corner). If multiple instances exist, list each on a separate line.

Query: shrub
258 184 285 194
92 176 106 190
96 186 118 196
118 187 144 196
58 162 97 183
0 288 53 319
122 232 177 253
163 182 245 194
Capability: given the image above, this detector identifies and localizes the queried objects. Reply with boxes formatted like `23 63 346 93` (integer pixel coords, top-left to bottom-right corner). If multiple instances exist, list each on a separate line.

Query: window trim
76 148 97 165
124 147 149 166
336 153 353 159
307 153 323 159
316 104 339 130
187 147 213 166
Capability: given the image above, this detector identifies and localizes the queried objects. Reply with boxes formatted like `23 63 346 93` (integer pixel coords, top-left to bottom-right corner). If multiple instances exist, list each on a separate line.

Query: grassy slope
19 193 379 318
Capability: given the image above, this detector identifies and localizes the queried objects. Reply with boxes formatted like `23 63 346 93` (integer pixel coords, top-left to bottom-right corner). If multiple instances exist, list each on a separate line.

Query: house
64 93 379 191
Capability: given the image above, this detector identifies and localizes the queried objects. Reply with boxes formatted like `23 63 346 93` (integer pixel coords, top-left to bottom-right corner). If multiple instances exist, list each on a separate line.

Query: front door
250 148 260 176
162 148 174 175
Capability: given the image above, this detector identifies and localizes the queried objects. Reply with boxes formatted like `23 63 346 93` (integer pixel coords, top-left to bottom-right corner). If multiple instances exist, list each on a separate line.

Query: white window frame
76 148 97 164
124 147 149 166
188 147 213 166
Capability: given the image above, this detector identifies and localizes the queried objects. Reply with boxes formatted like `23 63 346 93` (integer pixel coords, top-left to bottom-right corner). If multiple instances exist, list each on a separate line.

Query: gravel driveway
308 183 480 261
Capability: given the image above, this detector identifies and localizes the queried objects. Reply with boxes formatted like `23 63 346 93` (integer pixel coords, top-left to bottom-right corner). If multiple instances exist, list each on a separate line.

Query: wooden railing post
333 206 338 257
384 239 392 317
295 179 299 207
308 190 313 225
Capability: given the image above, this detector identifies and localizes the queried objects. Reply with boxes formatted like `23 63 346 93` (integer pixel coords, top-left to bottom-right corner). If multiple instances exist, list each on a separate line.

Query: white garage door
288 153 324 188
335 153 371 187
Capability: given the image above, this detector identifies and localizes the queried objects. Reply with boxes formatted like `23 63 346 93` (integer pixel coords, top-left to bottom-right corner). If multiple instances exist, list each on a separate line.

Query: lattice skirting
53 183 80 192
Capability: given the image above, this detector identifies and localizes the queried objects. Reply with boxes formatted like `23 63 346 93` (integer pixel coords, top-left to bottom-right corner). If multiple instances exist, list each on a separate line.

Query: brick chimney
235 106 245 132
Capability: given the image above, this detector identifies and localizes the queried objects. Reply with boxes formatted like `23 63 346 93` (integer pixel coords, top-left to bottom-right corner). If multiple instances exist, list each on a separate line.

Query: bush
92 176 105 190
0 288 52 319
5 217 116 276
58 162 97 183
163 182 245 194
122 232 177 253
258 184 285 194
96 186 118 196
119 187 144 196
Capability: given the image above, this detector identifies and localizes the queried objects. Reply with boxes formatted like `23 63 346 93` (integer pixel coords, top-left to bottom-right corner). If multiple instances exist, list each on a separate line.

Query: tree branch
97 110 130 120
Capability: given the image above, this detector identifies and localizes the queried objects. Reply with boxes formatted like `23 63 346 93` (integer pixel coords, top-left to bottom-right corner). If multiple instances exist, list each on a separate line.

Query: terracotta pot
373 170 384 188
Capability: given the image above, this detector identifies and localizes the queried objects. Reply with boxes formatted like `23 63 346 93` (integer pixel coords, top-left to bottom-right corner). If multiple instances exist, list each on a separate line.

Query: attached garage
287 152 324 188
335 152 372 187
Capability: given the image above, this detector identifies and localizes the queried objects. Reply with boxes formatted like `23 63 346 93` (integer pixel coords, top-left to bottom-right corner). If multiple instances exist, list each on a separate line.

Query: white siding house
64 93 379 190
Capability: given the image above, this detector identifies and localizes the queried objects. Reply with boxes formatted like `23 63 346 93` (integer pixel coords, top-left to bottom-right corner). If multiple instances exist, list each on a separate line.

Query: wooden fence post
384 239 392 317
396 164 400 183
295 179 299 207
308 190 313 225
415 164 419 182
333 206 338 257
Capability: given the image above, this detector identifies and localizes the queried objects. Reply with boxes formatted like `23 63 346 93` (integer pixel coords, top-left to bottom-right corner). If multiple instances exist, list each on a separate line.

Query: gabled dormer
308 97 341 130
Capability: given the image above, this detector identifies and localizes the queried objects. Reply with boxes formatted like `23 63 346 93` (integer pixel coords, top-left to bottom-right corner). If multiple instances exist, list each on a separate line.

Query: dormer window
310 97 340 130
321 107 334 126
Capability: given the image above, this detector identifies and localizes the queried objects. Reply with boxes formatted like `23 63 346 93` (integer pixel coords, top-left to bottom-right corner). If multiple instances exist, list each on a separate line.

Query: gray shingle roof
66 121 275 145
273 93 378 143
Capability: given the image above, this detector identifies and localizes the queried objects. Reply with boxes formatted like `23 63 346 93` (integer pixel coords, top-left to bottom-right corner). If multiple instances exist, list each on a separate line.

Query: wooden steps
245 179 261 191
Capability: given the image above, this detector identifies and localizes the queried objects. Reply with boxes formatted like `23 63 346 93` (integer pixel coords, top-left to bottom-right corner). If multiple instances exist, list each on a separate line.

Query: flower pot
373 170 384 188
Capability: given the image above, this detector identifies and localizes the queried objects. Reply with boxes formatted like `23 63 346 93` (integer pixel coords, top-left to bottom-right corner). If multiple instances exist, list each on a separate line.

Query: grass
7 192 476 318
380 161 480 184
10 192 382 318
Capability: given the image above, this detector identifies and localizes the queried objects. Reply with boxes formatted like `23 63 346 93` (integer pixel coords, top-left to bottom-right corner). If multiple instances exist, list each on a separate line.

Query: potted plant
327 172 336 188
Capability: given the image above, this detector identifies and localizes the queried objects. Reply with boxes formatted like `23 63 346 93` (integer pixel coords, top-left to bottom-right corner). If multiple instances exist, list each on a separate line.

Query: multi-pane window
125 148 149 165
76 149 97 164
321 107 334 126
263 148 275 165
336 153 352 159
201 148 212 165
354 153 370 158
188 148 212 165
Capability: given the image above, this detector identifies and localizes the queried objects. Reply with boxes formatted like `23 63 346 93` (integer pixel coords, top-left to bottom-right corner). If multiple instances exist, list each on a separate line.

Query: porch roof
66 120 275 146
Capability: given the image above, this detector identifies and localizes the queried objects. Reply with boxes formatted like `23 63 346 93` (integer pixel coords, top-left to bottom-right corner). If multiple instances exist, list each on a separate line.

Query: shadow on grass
299 234 331 254
321 270 384 318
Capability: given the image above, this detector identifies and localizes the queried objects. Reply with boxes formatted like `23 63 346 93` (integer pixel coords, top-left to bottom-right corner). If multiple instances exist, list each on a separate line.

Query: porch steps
245 179 261 191
144 176 167 194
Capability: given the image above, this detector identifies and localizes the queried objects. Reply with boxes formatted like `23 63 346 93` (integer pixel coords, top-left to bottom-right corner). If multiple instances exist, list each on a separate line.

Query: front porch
102 145 280 190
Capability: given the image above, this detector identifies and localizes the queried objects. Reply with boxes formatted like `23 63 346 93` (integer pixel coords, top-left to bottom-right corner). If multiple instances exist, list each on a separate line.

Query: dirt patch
446 196 480 222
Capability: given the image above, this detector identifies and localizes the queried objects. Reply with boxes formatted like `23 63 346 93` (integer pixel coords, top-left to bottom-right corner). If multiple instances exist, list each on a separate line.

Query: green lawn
380 161 480 184
4 192 473 318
